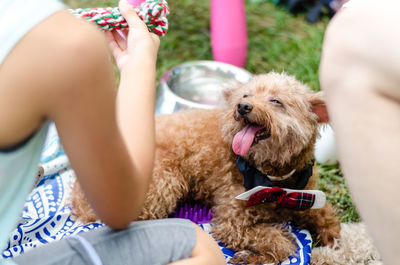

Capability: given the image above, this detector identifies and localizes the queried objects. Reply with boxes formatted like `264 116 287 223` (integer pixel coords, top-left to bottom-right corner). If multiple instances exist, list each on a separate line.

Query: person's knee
321 2 400 98
38 12 115 115
61 22 111 76
319 7 377 99
50 14 113 92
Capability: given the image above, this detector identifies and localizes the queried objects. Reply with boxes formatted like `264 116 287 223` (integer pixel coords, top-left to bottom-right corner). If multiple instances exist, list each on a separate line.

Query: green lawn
64 0 360 223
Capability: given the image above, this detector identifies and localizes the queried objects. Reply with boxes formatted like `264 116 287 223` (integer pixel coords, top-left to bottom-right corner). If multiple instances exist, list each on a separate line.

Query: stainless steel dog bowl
155 61 252 114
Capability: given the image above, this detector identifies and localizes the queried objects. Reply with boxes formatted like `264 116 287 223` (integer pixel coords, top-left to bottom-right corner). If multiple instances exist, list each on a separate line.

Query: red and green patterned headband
69 0 169 37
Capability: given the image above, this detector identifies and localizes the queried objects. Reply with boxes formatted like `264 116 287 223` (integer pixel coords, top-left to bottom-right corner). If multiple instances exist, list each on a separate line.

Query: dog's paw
228 250 255 264
229 250 280 264
318 225 341 246
259 233 297 262
218 222 297 263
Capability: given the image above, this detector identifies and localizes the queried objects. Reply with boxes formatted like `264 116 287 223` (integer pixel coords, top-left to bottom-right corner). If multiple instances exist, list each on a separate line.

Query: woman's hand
104 0 160 71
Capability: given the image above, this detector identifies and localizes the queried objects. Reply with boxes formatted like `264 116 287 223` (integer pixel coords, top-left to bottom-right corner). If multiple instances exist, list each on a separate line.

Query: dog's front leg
294 203 341 246
211 198 297 264
139 167 190 220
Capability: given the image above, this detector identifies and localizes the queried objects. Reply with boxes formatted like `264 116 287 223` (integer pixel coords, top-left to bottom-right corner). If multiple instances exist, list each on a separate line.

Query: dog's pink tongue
232 125 264 156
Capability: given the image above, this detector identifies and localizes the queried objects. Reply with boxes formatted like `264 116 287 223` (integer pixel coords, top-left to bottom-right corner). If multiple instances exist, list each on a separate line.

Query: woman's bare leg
320 1 400 264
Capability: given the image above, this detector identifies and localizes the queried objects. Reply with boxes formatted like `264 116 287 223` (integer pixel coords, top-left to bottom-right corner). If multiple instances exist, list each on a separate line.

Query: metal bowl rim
158 60 252 108
159 81 218 110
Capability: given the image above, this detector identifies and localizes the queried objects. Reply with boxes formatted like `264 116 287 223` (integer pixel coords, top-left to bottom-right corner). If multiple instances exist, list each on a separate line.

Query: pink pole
210 0 248 68
127 0 145 6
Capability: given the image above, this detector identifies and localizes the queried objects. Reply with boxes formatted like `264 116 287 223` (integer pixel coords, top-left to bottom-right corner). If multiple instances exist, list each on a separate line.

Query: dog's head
221 72 328 176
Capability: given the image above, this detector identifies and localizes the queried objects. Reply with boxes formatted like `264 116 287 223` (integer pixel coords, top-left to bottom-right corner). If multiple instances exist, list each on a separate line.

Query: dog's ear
309 91 329 123
222 81 241 103
222 87 233 101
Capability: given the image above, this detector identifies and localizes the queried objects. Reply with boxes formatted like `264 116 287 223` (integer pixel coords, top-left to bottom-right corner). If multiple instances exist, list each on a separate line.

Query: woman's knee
45 12 114 91
33 11 116 116
320 7 377 98
321 1 400 97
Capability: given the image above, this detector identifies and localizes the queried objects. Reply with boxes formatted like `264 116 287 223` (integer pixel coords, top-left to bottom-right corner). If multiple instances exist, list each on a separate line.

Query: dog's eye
270 98 283 106
243 94 249 98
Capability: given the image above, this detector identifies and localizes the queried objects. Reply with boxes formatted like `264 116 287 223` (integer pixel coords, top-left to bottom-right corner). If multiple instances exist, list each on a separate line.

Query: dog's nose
237 102 253 115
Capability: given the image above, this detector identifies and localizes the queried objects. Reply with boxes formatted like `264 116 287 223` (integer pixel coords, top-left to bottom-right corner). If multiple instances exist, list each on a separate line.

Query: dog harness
235 156 325 210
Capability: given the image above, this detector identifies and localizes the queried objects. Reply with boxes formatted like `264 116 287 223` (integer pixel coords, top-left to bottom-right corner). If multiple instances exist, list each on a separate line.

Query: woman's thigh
12 219 196 265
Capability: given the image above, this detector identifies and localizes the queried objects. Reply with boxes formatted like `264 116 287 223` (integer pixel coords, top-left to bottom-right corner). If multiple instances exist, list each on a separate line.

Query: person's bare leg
320 1 400 264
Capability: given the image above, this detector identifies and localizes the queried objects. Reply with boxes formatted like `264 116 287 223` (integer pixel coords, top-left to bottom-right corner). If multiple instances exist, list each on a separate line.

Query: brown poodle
72 72 341 264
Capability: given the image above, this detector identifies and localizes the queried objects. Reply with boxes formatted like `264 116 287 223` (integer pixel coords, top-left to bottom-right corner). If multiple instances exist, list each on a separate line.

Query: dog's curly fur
72 72 341 264
311 223 382 265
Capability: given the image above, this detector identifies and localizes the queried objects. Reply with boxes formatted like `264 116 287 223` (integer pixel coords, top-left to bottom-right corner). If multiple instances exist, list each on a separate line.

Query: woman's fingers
119 0 160 48
119 0 148 33
113 30 128 50
104 31 121 57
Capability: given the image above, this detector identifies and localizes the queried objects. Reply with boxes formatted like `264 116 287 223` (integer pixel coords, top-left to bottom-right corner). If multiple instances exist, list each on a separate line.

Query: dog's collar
236 156 314 190
264 168 296 181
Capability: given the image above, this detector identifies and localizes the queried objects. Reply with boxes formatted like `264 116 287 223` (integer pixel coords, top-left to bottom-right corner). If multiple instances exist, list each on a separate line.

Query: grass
64 0 360 223
318 164 361 223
